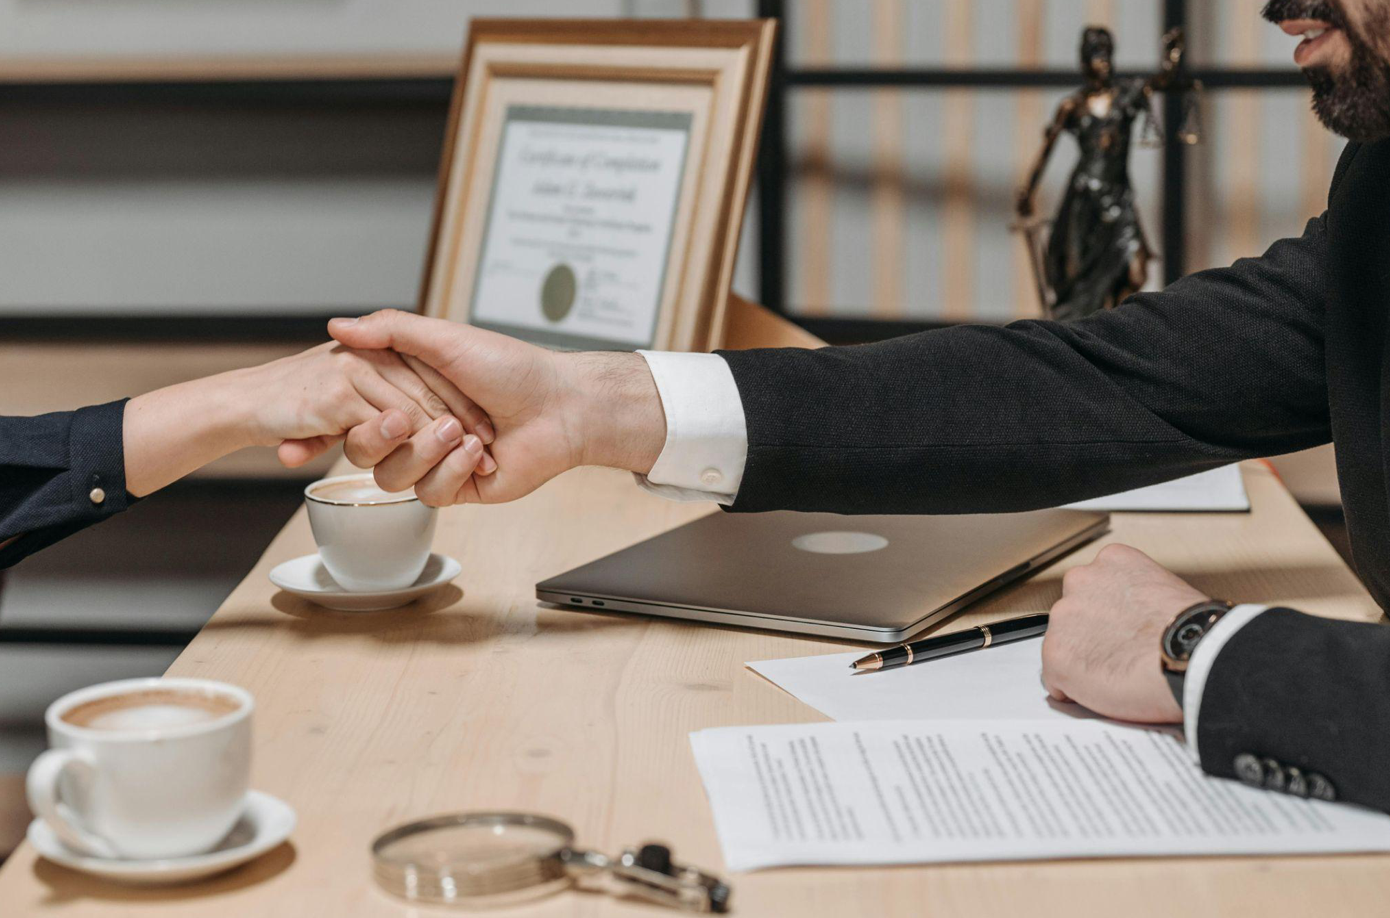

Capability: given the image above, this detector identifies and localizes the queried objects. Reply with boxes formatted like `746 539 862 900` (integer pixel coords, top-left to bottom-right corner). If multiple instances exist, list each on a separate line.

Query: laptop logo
791 531 889 555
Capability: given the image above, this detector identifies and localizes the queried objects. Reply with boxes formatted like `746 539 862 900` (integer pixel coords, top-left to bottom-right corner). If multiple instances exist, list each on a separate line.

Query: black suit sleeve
1197 608 1390 812
717 215 1332 514
0 400 135 569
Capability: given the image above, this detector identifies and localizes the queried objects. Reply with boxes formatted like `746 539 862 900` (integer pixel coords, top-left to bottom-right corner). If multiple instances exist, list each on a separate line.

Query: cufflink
700 468 722 487
89 487 106 506
1234 753 1264 787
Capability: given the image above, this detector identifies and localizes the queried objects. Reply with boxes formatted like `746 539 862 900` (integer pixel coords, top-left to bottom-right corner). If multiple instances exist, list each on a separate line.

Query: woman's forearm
122 369 258 497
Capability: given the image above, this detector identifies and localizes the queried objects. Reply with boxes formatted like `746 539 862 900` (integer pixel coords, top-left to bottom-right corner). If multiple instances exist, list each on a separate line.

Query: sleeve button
1261 757 1286 792
1307 772 1336 802
700 468 723 487
89 487 106 506
1234 753 1264 787
1285 767 1308 798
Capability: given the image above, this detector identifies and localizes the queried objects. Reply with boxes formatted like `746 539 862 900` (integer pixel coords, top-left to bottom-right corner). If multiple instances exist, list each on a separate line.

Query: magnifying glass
372 812 731 913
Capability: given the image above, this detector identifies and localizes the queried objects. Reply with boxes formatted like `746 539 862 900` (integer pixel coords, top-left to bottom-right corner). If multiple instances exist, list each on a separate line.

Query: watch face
1172 620 1207 657
1162 602 1232 665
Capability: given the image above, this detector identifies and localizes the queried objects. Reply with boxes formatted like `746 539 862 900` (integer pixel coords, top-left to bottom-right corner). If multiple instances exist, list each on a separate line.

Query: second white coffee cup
305 473 438 592
27 677 252 860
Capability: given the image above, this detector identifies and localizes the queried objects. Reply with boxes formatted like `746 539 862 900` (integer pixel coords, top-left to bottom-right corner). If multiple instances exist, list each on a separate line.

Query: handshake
261 310 669 507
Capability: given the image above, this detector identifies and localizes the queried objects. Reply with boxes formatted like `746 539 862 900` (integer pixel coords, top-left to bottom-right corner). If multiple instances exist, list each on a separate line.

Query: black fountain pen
849 613 1050 673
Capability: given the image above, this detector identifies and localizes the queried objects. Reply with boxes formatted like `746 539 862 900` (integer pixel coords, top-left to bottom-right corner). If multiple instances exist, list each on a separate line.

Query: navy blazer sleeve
0 399 135 569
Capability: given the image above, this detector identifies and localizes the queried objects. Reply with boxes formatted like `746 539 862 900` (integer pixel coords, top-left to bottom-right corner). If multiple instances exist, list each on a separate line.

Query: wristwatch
1159 599 1235 707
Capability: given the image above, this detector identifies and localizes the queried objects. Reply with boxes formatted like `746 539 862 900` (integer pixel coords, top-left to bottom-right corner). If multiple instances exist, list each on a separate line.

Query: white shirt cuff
1183 603 1268 763
633 351 748 505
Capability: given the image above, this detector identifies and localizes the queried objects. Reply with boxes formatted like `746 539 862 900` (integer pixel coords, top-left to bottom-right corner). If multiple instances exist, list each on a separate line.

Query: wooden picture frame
418 18 775 353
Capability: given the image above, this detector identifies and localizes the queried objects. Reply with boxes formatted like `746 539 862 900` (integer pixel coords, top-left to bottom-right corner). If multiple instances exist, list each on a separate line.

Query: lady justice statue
1014 26 1199 321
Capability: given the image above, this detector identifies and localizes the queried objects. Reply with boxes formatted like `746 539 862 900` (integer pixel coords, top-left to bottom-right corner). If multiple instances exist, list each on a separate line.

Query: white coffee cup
27 677 253 860
304 473 438 592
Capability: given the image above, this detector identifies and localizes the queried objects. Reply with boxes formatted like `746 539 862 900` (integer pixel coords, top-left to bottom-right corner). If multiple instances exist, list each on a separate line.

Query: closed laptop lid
538 508 1108 637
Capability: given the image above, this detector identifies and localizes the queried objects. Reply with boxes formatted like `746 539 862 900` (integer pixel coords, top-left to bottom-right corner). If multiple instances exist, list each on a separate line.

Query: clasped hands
278 309 1202 729
272 308 664 508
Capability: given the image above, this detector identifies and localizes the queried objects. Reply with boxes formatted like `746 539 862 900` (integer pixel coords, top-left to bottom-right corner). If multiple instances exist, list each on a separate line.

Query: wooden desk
0 297 1382 915
1 461 1385 916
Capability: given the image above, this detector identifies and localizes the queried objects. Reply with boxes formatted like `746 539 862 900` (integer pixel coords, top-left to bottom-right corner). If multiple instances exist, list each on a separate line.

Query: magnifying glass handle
611 845 732 914
561 847 611 875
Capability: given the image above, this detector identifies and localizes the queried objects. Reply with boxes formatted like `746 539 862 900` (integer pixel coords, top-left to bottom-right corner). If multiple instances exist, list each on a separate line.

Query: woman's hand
239 342 496 471
122 341 496 498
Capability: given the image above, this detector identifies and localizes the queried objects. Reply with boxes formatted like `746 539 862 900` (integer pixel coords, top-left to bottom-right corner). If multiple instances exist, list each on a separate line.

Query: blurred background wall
0 0 1348 855
0 0 1346 324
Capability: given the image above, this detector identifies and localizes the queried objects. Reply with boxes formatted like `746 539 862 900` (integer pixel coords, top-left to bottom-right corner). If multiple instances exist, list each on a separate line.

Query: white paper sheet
691 720 1390 870
748 636 1106 725
1063 464 1250 512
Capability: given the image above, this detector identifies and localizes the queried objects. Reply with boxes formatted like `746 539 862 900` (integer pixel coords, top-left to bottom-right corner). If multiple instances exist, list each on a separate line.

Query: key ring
371 812 731 912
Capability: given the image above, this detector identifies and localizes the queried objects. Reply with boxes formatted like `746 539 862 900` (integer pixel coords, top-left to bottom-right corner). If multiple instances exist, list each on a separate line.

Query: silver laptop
536 509 1109 642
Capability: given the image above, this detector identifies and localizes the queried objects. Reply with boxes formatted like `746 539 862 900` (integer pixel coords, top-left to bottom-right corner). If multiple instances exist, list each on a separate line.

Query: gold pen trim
903 643 914 665
979 625 993 648
853 653 884 672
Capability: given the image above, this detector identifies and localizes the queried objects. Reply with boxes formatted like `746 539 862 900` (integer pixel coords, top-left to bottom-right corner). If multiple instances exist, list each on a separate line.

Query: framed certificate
419 19 776 352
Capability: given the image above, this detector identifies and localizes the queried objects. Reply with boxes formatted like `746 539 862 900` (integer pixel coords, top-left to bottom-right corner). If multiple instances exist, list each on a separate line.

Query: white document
1064 464 1250 512
690 720 1390 870
748 637 1105 725
470 106 691 349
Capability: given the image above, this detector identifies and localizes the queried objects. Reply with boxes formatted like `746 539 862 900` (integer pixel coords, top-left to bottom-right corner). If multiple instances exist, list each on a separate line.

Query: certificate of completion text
469 106 693 350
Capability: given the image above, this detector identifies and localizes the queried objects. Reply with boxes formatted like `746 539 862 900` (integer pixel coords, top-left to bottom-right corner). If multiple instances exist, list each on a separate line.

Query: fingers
348 352 495 470
374 415 469 493
350 363 448 431
401 354 495 444
1093 543 1149 566
328 310 472 369
369 352 454 423
414 439 486 507
1039 632 1071 703
278 435 342 468
477 445 496 476
342 409 413 469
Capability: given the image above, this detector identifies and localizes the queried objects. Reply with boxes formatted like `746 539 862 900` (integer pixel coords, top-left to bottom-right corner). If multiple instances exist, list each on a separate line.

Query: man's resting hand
1041 544 1208 724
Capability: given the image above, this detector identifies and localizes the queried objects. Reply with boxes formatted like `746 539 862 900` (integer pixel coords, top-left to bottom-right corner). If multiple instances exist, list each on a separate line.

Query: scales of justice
1014 26 1203 322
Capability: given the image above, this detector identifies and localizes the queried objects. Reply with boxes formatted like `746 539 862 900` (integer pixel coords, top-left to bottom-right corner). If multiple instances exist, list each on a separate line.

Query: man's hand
327 310 668 506
1041 544 1209 724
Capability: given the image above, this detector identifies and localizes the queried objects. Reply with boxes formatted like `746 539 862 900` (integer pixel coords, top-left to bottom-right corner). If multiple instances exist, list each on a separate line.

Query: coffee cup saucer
269 552 461 612
27 789 295 885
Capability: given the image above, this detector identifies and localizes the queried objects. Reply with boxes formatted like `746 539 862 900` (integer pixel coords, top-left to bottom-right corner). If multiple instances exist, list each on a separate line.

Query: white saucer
28 789 295 885
269 552 461 611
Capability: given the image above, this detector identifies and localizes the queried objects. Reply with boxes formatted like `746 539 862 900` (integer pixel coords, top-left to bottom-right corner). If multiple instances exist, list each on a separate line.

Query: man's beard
1263 0 1390 142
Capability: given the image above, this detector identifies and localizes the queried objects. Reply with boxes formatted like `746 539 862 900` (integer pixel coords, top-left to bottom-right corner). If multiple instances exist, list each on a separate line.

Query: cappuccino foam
309 479 414 504
62 689 241 732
